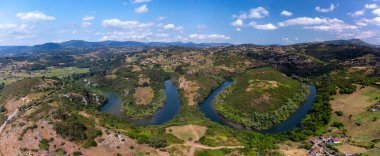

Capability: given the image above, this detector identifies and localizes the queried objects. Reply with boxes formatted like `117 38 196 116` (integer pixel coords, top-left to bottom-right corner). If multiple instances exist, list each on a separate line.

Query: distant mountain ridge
0 39 377 56
0 40 233 55
297 39 373 47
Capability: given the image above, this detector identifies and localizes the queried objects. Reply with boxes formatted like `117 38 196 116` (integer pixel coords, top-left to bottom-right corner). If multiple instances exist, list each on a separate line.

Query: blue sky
0 0 380 45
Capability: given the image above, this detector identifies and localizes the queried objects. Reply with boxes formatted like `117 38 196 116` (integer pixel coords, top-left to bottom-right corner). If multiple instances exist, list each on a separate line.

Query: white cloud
279 17 357 32
355 30 376 39
81 22 92 28
236 28 241 31
163 23 183 31
102 19 153 29
278 17 343 26
197 25 208 29
348 10 365 17
82 16 95 21
365 4 378 9
373 8 380 16
81 16 95 27
0 23 33 42
16 11 55 22
189 34 230 41
156 16 165 21
235 7 269 19
0 24 18 30
131 0 151 3
99 31 169 41
282 37 300 44
250 23 278 30
336 29 378 40
360 17 380 26
280 10 293 16
163 24 175 29
230 19 244 27
135 4 148 14
303 23 358 32
356 20 368 26
315 4 336 13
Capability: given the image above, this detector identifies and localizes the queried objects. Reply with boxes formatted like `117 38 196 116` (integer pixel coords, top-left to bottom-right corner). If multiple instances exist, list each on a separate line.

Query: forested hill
0 40 233 56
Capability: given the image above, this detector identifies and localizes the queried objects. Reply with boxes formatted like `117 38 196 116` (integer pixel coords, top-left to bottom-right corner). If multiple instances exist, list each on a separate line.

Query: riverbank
100 80 181 125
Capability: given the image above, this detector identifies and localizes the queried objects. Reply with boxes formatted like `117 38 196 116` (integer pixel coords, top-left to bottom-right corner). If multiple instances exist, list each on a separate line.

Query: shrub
335 111 343 116
148 136 168 148
331 121 344 128
56 148 66 155
39 139 50 150
73 151 83 156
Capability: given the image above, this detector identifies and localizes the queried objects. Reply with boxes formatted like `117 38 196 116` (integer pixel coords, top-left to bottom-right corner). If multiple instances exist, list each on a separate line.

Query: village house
309 146 323 155
327 137 343 144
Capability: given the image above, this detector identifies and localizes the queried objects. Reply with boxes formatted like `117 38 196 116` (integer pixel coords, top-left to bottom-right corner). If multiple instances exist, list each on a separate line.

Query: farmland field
330 86 380 147
41 67 89 78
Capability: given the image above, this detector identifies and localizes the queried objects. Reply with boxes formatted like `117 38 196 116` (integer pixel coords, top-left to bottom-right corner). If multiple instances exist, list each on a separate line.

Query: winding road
0 108 20 135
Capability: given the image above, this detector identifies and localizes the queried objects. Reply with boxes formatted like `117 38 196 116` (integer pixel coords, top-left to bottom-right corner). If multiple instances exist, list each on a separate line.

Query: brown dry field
330 86 377 116
277 141 309 156
4 92 45 116
278 145 308 156
166 125 207 141
133 86 154 105
336 144 367 155
330 86 380 146
178 76 200 106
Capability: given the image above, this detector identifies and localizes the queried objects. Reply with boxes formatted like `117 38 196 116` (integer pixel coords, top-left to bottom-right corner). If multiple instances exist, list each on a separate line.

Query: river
100 80 181 125
198 80 317 134
100 79 317 134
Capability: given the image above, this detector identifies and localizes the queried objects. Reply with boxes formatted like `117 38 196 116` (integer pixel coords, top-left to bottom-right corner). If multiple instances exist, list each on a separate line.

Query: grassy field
335 144 367 154
362 90 380 102
363 149 380 156
0 67 89 85
41 67 89 77
330 86 380 147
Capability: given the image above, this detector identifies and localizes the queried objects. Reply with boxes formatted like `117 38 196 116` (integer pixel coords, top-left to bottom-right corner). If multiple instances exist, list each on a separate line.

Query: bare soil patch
246 80 279 92
166 125 207 141
178 76 200 106
278 144 309 156
134 86 154 105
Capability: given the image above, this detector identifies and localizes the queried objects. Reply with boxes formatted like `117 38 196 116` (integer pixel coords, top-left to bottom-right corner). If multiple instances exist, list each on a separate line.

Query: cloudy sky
0 0 380 45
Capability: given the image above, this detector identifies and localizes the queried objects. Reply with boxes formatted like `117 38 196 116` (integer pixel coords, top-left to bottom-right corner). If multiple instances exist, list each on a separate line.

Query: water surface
100 80 181 125
199 80 317 134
